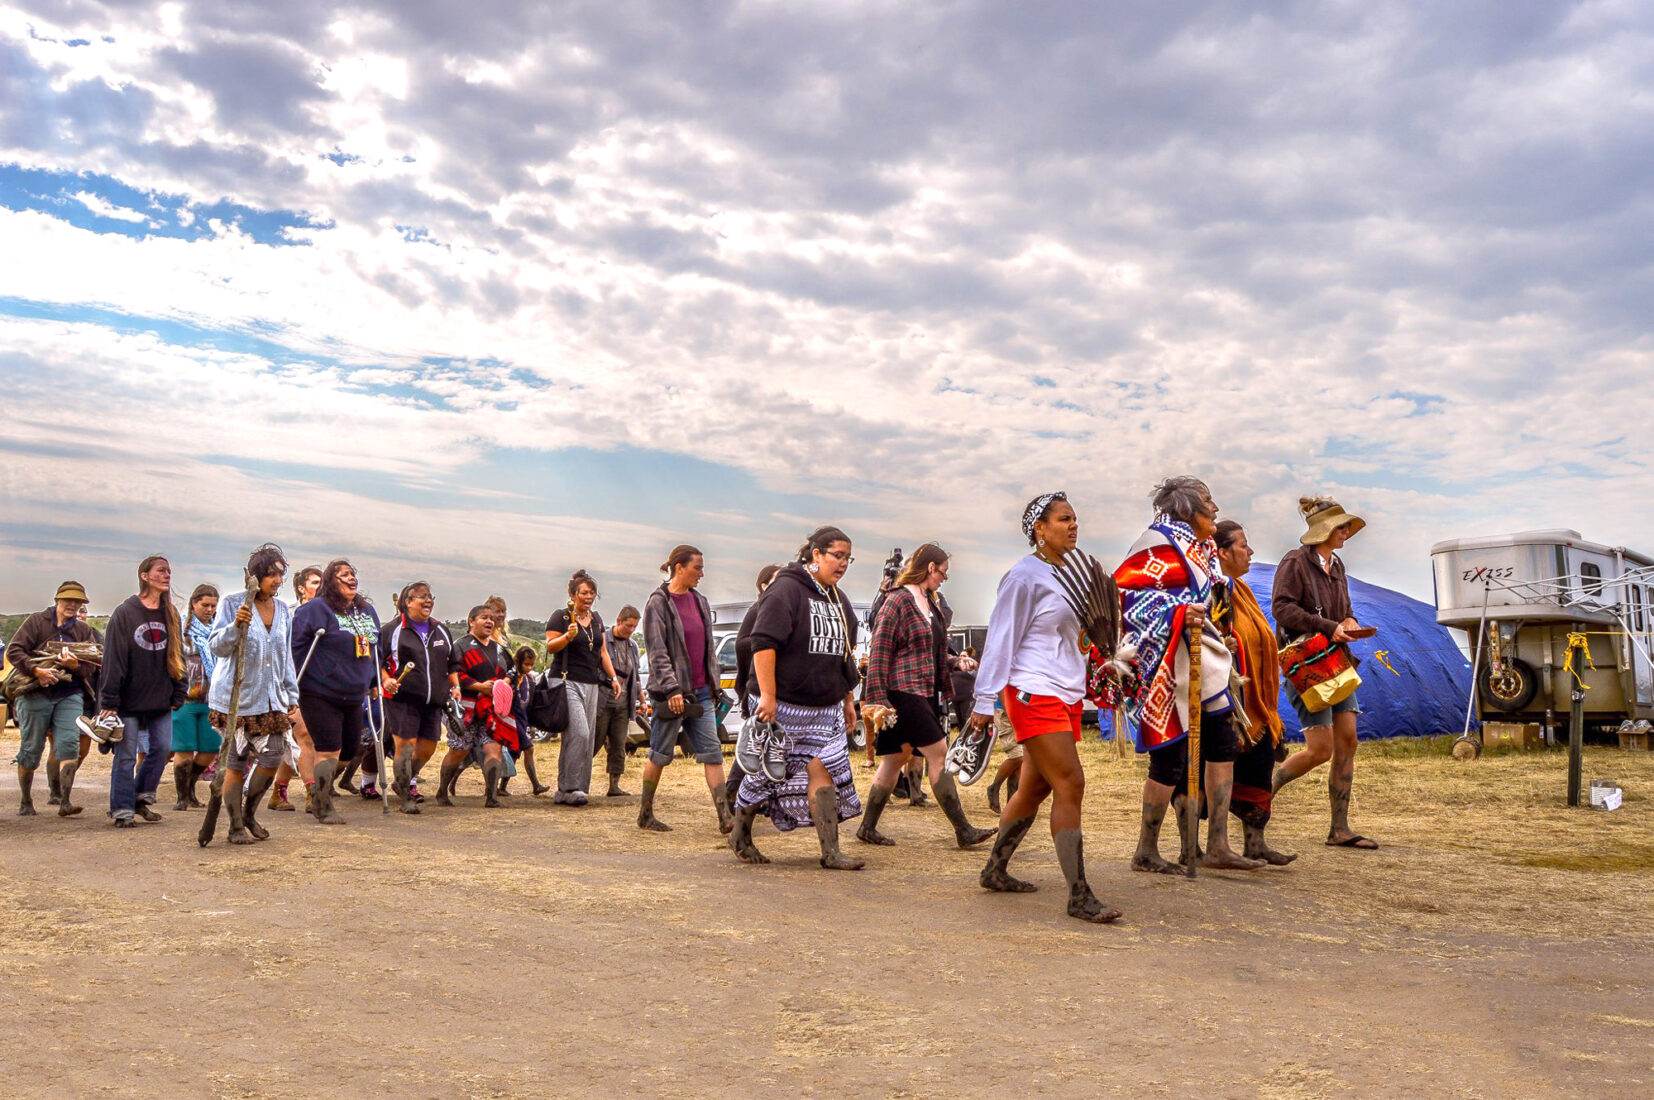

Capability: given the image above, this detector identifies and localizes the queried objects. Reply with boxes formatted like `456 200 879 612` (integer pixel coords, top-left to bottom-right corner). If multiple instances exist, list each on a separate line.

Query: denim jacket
207 592 300 716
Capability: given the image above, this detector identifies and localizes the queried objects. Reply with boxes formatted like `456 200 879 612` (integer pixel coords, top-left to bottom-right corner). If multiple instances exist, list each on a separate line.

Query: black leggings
299 693 365 758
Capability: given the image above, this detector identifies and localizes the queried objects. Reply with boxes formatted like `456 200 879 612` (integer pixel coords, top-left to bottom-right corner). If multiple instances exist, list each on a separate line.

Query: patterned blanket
1114 518 1233 751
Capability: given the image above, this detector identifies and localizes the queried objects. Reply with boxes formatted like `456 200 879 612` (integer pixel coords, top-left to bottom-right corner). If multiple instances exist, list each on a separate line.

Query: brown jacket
4 608 100 700
1271 545 1353 643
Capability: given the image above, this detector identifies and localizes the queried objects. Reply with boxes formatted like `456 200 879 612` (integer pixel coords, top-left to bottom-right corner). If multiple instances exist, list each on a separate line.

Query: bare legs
1275 712 1374 847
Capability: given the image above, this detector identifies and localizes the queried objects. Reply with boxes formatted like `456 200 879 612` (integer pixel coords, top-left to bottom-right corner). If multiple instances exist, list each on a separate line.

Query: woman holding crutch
290 559 381 824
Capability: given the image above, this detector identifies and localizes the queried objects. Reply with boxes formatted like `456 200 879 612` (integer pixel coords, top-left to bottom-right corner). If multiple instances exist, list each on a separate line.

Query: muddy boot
173 761 193 810
393 745 419 815
1055 828 1121 923
907 765 929 807
728 801 769 864
934 773 995 848
186 762 206 807
242 770 275 840
436 761 458 807
856 782 896 846
636 777 671 831
1131 798 1183 875
524 753 550 796
134 798 163 823
57 760 82 817
713 786 734 836
47 757 62 806
225 778 252 845
497 774 512 797
310 760 345 824
336 755 360 795
17 767 37 816
1176 794 1199 879
607 773 630 798
986 773 1004 815
813 787 864 870
482 758 503 808
979 814 1037 892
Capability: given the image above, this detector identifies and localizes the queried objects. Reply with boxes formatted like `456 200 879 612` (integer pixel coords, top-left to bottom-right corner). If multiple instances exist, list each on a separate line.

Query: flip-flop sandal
1326 834 1379 849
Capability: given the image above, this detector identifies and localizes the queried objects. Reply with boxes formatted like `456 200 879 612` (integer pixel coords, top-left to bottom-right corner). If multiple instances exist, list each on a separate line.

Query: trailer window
1631 585 1645 633
1580 561 1603 599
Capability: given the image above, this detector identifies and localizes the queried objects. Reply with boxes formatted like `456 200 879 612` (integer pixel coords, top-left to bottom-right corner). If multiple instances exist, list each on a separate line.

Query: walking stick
1183 607 1204 877
199 577 259 847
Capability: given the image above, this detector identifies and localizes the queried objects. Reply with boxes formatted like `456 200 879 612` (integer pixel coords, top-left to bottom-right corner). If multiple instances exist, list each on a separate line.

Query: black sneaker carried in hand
945 729 993 786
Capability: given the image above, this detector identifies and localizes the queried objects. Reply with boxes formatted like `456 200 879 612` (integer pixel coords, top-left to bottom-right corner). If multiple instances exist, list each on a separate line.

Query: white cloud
1 1 1652 620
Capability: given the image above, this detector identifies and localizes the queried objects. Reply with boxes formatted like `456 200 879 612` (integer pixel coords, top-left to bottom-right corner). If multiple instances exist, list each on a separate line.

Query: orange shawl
1228 577 1283 746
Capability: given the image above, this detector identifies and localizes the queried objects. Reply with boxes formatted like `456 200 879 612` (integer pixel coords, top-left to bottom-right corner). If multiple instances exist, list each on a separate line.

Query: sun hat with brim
1299 498 1365 545
54 581 89 603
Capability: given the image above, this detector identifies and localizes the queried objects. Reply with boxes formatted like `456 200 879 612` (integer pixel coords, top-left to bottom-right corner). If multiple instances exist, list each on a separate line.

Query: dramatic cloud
1 1 1651 621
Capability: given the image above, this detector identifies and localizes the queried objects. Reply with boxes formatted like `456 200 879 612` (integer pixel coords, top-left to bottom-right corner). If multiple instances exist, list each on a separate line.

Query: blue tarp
1097 563 1473 742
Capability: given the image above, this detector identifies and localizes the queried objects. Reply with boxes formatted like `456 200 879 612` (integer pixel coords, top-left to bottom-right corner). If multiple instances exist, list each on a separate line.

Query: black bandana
1022 491 1068 541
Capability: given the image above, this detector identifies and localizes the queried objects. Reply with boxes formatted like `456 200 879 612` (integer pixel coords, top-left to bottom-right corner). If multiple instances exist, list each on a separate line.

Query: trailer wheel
1482 657 1538 712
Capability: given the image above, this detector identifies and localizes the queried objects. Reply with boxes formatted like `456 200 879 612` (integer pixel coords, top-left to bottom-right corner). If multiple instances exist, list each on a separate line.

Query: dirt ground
1 731 1651 1099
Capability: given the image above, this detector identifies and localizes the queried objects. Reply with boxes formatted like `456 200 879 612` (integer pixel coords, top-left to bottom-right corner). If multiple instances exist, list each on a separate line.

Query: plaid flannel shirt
864 589 950 709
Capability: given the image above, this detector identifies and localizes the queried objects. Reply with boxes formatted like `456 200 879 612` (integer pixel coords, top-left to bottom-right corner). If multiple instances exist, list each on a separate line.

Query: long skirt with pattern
735 700 861 832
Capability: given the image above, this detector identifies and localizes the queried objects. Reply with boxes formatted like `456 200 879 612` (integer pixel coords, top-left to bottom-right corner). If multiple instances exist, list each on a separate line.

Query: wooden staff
1187 611 1203 805
199 574 260 847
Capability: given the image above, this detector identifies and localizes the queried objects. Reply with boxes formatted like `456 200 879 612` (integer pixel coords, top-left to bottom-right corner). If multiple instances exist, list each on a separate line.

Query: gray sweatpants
557 680 604 796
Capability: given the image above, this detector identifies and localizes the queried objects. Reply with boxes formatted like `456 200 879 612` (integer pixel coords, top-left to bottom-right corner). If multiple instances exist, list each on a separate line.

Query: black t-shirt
545 608 608 684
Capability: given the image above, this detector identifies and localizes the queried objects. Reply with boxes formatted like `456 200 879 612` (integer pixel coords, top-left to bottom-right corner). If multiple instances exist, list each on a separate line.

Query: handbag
1279 634 1361 714
526 675 570 734
184 643 208 701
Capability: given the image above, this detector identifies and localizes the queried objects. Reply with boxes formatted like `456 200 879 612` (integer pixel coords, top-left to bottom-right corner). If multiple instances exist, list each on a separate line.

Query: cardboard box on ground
1482 722 1543 750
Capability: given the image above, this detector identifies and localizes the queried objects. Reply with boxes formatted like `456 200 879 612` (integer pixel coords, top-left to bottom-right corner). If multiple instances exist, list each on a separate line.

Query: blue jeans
13 692 83 770
111 712 173 819
648 685 721 767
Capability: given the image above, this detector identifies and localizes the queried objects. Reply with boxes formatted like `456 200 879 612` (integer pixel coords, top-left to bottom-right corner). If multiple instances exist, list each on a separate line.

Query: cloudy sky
2 1 1650 623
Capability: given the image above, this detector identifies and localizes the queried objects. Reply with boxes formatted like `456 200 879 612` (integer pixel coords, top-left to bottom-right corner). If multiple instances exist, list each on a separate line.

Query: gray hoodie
642 582 721 702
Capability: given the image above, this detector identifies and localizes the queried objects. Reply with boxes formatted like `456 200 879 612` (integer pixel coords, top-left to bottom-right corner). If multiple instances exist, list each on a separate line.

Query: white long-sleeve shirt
972 554 1085 715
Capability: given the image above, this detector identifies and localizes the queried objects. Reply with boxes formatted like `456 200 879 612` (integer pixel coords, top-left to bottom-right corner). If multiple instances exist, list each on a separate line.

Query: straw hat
1298 496 1365 545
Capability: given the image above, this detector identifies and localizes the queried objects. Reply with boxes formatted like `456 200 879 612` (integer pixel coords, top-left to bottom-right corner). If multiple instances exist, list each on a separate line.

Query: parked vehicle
1431 529 1654 741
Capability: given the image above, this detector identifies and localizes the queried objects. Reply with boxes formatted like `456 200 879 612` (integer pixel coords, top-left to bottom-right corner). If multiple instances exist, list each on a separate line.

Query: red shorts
1002 690 1083 743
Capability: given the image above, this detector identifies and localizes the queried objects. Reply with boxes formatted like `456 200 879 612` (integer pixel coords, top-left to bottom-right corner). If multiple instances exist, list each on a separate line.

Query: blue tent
1098 563 1473 742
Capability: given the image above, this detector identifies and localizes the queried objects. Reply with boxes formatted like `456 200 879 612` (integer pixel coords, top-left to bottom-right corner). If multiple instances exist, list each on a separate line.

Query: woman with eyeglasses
728 526 865 871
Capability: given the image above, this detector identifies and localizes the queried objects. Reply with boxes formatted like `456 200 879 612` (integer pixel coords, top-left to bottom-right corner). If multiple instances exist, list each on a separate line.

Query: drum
1279 634 1361 713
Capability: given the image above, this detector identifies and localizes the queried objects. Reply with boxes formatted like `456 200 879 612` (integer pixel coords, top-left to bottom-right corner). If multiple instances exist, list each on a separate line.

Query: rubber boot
134 797 162 822
47 756 62 805
728 801 769 864
226 775 252 845
813 787 864 870
524 752 550 796
336 755 360 794
712 786 734 836
394 747 419 814
1055 828 1120 923
57 759 82 817
436 761 458 806
979 814 1037 892
311 760 344 824
482 757 503 808
242 770 275 841
497 771 512 797
634 777 670 831
934 772 995 848
174 762 193 810
17 766 37 816
187 761 206 807
856 782 896 846
907 762 929 807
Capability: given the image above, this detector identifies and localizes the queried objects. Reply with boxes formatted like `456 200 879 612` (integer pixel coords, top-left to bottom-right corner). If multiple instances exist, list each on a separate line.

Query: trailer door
1632 585 1654 706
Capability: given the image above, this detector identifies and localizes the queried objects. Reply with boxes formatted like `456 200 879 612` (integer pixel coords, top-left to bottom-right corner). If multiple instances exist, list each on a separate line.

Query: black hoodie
99 595 186 716
749 563 859 707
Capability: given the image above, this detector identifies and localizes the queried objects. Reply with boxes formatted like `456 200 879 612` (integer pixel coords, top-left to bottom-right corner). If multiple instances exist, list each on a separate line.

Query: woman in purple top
639 545 731 834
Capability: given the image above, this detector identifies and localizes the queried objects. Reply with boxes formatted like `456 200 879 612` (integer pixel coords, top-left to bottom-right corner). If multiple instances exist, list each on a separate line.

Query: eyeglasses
824 550 855 564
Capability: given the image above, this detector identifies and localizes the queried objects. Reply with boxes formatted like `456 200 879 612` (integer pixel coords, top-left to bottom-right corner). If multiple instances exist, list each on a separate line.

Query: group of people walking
4 480 1374 925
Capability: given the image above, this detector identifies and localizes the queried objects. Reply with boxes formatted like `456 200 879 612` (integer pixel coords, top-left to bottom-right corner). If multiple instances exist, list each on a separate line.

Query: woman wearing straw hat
1271 496 1378 850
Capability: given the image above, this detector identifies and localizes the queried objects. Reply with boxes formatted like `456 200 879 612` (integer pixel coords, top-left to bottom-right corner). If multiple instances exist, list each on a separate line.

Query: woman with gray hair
1115 477 1264 875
